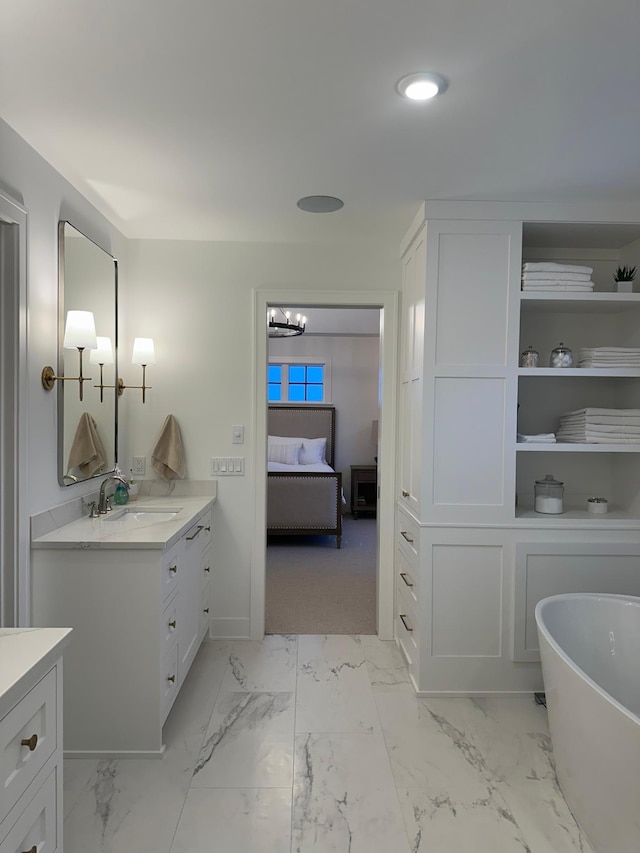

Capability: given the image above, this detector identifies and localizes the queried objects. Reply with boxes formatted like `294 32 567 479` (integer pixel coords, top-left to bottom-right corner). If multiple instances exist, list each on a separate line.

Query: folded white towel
559 421 640 434
522 262 593 274
517 433 556 443
579 347 640 354
521 282 594 290
562 407 640 418
560 414 640 427
522 271 592 282
578 361 640 368
558 434 640 444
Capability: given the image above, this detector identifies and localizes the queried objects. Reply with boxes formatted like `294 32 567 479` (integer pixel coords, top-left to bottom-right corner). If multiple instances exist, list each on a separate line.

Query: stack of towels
557 408 640 443
521 262 594 292
577 347 640 368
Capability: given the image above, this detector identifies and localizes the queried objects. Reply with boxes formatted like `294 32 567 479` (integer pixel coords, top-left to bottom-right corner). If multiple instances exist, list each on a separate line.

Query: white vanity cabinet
395 201 640 695
31 499 214 757
0 629 71 853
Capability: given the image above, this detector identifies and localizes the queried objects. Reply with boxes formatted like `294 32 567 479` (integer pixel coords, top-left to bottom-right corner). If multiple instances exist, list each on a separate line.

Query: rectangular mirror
58 221 118 486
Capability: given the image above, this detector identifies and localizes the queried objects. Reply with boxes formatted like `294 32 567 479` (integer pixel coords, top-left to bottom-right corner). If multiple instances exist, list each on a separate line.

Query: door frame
252 288 398 640
0 191 28 626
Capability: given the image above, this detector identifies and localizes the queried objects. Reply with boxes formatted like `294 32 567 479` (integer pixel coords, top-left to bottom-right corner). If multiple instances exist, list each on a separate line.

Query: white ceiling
3 0 640 246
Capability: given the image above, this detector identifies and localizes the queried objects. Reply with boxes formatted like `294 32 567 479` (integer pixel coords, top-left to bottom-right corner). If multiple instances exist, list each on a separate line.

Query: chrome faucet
98 475 129 514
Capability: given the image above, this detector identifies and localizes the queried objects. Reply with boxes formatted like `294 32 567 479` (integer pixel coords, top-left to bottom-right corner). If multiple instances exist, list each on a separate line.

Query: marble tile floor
63 634 594 853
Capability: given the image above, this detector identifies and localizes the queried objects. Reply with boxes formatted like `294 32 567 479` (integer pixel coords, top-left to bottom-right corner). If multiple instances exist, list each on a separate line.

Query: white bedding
268 461 336 473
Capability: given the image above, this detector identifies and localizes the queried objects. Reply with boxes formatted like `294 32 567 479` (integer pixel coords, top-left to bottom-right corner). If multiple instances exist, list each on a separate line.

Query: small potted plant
614 265 636 293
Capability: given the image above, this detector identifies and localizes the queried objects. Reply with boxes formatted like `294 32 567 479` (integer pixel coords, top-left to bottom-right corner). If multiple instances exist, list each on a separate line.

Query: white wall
125 240 398 634
0 119 128 515
269 333 380 505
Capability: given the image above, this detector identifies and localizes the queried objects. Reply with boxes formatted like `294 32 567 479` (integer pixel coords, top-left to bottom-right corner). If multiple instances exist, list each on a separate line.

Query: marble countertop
31 495 215 550
0 627 73 717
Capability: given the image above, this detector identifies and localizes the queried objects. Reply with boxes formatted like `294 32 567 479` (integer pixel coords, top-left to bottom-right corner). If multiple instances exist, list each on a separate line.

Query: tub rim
535 592 640 728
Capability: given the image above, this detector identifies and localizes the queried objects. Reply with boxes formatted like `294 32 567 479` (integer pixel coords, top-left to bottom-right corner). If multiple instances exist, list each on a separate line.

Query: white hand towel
562 408 640 418
522 271 592 282
66 412 108 477
522 282 594 290
522 262 593 275
151 414 186 479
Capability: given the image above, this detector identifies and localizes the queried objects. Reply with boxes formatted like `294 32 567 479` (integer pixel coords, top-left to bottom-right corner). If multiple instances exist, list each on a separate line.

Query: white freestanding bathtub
535 593 640 853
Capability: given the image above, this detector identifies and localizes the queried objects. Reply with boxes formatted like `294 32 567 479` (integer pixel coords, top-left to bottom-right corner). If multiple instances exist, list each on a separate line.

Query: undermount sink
103 507 181 524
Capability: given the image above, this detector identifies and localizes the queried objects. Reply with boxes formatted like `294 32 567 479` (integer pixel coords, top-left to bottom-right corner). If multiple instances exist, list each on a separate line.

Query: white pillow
267 441 302 465
269 434 327 465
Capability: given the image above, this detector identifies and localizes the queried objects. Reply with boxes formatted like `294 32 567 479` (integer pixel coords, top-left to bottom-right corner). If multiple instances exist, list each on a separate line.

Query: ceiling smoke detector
396 71 449 101
297 195 344 213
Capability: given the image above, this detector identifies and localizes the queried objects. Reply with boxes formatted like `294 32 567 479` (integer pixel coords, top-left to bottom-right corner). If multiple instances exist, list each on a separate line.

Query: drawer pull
186 525 204 540
400 530 414 544
204 566 210 574
402 490 410 498
203 607 210 614
399 614 413 632
169 564 177 575
400 572 413 588
21 734 38 751
23 847 37 853
167 674 176 684
168 619 176 630
204 525 211 532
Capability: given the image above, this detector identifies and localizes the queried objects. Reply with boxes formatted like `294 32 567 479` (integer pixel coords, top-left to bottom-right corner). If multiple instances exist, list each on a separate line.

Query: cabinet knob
402 490 410 498
205 525 211 532
204 566 210 573
400 530 414 544
169 564 177 575
167 674 176 684
399 614 413 632
400 572 413 588
21 734 38 751
203 607 209 614
168 619 176 630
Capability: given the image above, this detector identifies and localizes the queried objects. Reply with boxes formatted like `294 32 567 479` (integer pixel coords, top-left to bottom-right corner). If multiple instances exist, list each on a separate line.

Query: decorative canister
520 345 540 368
587 497 608 514
550 342 573 368
534 474 564 514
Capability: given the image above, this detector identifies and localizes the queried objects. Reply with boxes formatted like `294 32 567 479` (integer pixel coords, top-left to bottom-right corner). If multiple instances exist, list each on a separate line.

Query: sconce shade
132 337 156 365
90 336 114 365
63 310 97 350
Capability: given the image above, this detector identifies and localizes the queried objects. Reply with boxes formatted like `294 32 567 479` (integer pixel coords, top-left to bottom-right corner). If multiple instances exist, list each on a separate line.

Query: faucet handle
88 501 99 518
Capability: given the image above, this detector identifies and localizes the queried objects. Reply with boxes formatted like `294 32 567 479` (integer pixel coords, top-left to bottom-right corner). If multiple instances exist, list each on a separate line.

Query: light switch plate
232 425 244 444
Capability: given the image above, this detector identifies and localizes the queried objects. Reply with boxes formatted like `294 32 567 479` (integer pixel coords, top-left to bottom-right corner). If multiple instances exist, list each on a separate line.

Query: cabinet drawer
162 543 180 602
0 765 57 853
201 545 212 591
160 644 179 724
199 582 211 642
160 592 179 659
395 582 419 672
396 547 419 603
0 668 57 826
396 510 419 563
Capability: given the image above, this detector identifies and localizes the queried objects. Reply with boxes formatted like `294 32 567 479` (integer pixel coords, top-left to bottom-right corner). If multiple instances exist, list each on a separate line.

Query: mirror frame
57 220 119 486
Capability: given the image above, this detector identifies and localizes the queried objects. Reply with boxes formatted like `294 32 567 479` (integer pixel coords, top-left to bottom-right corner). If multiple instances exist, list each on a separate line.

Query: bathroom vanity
31 496 214 757
0 628 72 853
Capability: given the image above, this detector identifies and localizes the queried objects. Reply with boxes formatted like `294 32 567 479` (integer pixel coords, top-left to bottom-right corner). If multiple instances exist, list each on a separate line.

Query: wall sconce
118 337 155 404
90 336 114 402
41 310 97 401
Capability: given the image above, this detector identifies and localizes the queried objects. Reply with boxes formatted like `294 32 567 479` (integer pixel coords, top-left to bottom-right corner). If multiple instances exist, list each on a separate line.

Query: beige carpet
265 516 377 635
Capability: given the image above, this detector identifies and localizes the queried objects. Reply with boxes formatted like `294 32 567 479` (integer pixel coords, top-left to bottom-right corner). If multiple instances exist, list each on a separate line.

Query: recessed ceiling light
396 71 449 101
297 195 344 213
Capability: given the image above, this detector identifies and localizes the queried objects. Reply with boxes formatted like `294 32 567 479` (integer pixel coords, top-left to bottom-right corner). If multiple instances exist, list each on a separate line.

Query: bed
267 405 343 548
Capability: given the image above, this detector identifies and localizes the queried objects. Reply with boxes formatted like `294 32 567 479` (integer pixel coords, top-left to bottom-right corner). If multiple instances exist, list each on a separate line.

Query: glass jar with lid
520 345 540 368
534 474 564 514
550 342 573 368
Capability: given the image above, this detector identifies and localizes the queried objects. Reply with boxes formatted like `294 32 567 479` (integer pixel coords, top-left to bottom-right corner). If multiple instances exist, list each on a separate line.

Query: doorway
265 307 380 634
0 191 28 627
252 289 398 641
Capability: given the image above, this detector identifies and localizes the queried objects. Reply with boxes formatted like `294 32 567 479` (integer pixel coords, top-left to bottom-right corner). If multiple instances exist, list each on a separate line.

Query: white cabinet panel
432 544 503 657
513 542 640 661
434 231 513 366
432 377 505 506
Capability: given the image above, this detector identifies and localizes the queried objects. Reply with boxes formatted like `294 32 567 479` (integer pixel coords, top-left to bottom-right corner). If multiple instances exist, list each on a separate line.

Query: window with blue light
268 362 325 402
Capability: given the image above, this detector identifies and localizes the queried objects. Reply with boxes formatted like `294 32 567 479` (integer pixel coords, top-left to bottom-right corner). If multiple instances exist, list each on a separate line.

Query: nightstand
350 465 377 518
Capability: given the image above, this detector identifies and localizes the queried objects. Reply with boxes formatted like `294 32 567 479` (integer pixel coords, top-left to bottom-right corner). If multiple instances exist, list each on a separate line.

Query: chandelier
268 308 307 338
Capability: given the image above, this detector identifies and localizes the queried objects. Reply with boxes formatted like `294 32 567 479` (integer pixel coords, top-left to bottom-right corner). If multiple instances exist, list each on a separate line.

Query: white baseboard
210 616 251 638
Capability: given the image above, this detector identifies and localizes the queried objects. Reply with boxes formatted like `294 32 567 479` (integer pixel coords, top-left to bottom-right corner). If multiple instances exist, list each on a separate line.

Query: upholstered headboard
268 405 336 467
